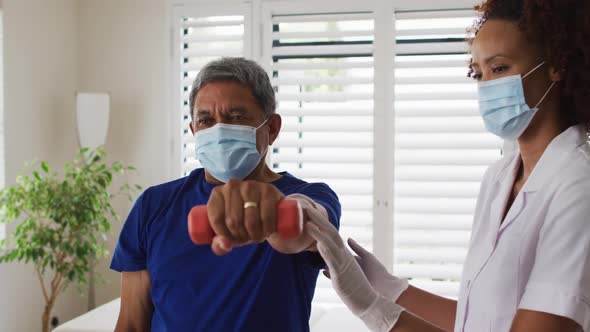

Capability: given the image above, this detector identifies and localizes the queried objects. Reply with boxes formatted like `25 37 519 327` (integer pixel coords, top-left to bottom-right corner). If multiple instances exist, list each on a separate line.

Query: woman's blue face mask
477 61 556 140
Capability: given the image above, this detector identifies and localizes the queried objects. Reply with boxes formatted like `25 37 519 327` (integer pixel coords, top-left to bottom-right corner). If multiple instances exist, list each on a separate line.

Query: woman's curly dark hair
470 0 590 129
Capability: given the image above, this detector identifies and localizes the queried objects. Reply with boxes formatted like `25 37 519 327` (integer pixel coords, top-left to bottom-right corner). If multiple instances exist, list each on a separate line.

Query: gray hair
188 57 276 120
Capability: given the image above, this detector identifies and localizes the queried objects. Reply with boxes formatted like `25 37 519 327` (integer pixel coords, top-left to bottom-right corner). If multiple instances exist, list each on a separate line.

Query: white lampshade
76 92 110 149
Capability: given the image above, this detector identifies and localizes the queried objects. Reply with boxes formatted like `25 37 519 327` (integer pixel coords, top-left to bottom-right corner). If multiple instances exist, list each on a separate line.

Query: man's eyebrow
196 110 210 116
229 107 248 114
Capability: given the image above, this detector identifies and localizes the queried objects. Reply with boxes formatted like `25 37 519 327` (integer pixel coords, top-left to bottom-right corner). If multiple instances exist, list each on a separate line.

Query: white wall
77 0 170 306
0 0 85 331
0 12 4 192
1 0 170 330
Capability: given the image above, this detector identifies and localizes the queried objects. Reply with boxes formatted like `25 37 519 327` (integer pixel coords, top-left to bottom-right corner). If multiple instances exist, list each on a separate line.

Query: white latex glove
348 238 409 302
305 208 404 332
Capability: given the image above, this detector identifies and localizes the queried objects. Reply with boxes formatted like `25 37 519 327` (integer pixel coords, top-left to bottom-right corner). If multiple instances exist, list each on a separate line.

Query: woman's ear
548 65 563 82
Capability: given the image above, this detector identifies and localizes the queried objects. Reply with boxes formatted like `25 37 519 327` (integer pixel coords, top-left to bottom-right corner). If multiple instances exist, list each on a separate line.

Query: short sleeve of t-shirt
299 182 341 228
110 191 149 272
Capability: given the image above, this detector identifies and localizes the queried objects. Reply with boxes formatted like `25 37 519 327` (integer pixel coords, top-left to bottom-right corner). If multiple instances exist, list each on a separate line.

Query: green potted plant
0 147 140 332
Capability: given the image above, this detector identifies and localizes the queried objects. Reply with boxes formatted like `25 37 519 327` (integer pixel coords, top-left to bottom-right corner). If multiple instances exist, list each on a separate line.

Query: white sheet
53 298 368 332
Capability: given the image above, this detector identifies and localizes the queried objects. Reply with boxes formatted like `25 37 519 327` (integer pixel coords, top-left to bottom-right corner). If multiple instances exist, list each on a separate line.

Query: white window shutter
392 10 502 298
176 8 249 176
173 1 503 308
267 10 375 308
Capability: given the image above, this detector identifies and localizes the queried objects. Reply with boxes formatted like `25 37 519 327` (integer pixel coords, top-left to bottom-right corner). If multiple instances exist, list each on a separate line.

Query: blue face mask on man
194 118 270 183
477 61 556 140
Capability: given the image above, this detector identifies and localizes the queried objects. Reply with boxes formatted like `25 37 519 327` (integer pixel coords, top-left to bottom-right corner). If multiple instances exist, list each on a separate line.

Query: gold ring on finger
243 201 259 209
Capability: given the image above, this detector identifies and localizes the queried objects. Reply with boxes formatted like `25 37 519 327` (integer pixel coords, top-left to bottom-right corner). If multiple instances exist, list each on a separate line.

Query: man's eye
471 72 483 81
198 119 213 126
231 115 246 121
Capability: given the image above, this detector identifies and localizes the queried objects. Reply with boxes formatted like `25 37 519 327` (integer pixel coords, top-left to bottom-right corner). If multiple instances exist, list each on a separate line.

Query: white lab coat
454 125 590 332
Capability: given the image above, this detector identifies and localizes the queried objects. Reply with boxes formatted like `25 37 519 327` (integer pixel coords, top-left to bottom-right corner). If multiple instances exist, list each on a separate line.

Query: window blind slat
273 30 373 40
181 19 244 28
275 136 373 148
276 92 373 102
395 42 469 55
395 117 485 133
394 90 477 101
396 133 501 149
278 107 373 117
395 165 487 182
272 44 373 57
395 214 473 230
395 103 477 117
394 149 499 165
271 151 372 164
396 10 476 19
396 263 464 279
287 168 372 180
271 13 373 23
395 75 471 84
182 47 243 58
280 121 373 132
183 34 243 43
272 60 374 70
272 76 373 85
395 55 470 69
396 27 468 37
396 248 468 264
395 198 477 215
394 181 480 198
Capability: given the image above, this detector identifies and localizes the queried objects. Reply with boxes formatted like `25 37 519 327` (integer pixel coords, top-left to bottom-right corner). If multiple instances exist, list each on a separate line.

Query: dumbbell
187 199 303 244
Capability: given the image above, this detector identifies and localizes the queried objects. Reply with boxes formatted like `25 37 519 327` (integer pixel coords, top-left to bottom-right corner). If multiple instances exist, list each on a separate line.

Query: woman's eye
471 72 483 81
492 65 508 73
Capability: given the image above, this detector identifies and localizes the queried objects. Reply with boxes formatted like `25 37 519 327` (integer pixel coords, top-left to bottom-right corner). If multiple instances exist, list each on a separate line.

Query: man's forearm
268 229 316 254
396 285 457 332
267 193 328 254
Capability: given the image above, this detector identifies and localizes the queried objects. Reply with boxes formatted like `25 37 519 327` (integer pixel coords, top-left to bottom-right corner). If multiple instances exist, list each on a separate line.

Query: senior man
111 57 341 332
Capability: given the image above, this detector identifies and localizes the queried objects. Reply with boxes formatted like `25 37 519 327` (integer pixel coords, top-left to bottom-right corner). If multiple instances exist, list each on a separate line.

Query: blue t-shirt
110 169 341 332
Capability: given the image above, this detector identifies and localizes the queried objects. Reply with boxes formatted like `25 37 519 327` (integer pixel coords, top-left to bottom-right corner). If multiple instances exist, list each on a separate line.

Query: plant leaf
41 162 50 173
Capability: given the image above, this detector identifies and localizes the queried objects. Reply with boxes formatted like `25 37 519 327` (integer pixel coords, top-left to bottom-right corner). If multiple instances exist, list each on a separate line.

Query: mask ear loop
531 80 557 111
255 116 271 130
522 61 547 80
255 115 273 161
521 61 556 111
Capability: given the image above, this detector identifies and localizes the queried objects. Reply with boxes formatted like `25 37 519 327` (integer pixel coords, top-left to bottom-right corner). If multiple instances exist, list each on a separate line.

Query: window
171 0 501 311
267 8 375 307
391 10 502 298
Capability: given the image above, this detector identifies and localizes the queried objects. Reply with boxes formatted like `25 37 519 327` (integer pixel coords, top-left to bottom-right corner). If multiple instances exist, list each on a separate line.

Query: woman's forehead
471 20 524 59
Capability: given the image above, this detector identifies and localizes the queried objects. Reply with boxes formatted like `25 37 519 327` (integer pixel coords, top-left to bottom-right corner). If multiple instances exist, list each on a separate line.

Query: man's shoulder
275 172 335 194
141 168 206 203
